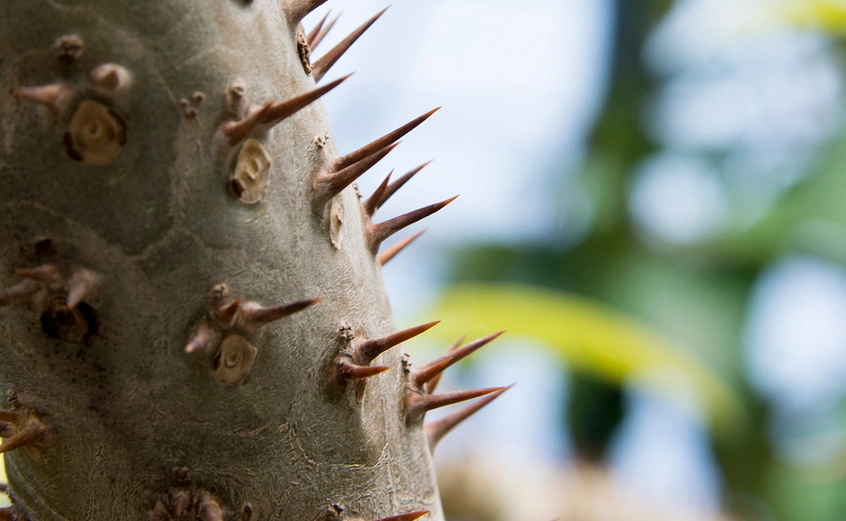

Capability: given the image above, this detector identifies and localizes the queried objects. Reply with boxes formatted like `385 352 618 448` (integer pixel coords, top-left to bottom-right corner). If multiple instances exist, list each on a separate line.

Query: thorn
425 385 512 450
378 160 433 210
239 297 322 333
377 229 425 266
363 170 392 217
426 334 466 395
334 108 439 172
216 298 242 327
88 63 132 96
15 82 71 112
357 320 439 363
284 0 329 24
261 74 351 127
0 424 45 454
337 359 389 380
374 512 430 521
307 10 330 47
310 12 340 51
219 101 273 147
312 7 389 83
314 143 398 208
413 330 505 388
65 268 100 309
307 10 329 44
198 500 224 521
367 196 457 251
406 387 505 423
0 279 42 307
185 319 222 355
15 264 61 287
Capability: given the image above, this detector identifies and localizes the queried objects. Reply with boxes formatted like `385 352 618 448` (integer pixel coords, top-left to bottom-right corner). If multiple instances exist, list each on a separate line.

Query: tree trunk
0 2 497 520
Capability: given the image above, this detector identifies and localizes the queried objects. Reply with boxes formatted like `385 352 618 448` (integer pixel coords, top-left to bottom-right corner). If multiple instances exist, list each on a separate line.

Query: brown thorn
357 320 439 363
378 229 425 266
378 160 433 210
363 170 393 217
261 74 351 127
0 424 45 454
314 143 398 208
284 0 329 24
310 12 340 51
413 330 505 388
15 264 61 287
240 297 322 331
312 7 389 83
337 359 389 380
368 196 457 251
307 10 330 47
425 385 512 450
407 387 505 423
374 512 430 521
426 334 466 395
220 101 273 147
66 268 100 309
216 298 242 327
15 82 70 111
0 279 42 307
334 108 439 172
185 319 222 355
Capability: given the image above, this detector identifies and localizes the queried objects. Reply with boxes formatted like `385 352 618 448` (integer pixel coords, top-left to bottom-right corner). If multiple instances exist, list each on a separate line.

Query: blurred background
313 0 846 520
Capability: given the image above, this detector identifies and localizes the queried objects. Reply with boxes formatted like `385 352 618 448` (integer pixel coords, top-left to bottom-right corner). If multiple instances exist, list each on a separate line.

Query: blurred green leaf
432 283 745 436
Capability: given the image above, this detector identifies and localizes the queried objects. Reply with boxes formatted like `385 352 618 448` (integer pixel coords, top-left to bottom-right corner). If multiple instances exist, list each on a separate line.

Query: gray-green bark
0 1 455 519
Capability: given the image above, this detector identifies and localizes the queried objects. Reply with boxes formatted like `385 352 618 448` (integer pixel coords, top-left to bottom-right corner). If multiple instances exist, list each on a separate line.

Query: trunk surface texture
0 2 502 520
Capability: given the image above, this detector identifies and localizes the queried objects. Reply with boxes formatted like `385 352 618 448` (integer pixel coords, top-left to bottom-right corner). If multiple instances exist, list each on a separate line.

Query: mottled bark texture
0 2 499 520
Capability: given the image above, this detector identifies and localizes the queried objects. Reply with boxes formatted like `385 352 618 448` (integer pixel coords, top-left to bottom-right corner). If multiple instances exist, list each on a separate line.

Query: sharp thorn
334 108 439 172
66 268 100 309
425 385 512 450
406 387 505 423
185 319 222 355
312 7 389 82
0 279 42 307
0 424 45 454
310 12 340 51
413 330 505 388
307 10 330 46
284 0 330 24
377 229 425 266
368 196 457 251
215 298 242 327
337 359 390 380
239 297 322 332
15 82 71 111
88 63 132 95
15 264 61 287
374 512 430 521
378 160 433 210
261 74 351 127
314 143 398 208
426 334 466 395
220 101 273 147
357 320 439 363
363 170 393 217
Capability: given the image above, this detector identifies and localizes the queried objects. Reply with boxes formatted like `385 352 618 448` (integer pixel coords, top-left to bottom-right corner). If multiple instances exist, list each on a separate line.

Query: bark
0 1 460 520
